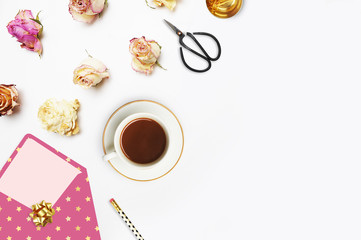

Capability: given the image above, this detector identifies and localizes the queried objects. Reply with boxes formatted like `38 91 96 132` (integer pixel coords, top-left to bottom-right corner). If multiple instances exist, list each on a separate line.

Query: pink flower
7 10 43 55
19 35 42 52
129 37 162 75
69 0 106 23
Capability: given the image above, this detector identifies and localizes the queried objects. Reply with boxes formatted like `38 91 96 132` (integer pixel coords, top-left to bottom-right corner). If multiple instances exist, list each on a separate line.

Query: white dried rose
73 56 110 88
38 99 80 136
129 37 162 75
68 0 106 23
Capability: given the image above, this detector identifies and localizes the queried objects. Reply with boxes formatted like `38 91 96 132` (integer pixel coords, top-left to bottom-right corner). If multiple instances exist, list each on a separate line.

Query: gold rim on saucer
102 100 184 182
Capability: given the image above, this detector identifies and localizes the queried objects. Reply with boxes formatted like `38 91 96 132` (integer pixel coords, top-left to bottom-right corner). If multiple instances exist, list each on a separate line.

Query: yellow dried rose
146 0 176 10
153 0 176 10
38 99 80 136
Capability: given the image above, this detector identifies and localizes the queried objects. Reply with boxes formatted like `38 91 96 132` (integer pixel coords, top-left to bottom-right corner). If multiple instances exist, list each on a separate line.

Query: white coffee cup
102 113 169 167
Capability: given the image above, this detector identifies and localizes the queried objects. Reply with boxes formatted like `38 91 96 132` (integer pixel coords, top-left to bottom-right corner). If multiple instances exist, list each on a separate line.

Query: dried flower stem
85 49 93 58
156 61 166 70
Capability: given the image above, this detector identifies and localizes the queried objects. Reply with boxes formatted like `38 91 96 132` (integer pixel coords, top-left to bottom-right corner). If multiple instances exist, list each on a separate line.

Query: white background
1 0 361 239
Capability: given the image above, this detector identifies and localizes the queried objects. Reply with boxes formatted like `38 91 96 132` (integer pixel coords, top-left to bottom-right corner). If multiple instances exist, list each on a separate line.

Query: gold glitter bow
29 200 55 227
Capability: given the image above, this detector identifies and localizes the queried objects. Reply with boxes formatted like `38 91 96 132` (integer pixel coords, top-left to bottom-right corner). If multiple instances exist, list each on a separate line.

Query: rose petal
131 57 154 75
18 35 42 55
7 23 29 39
80 57 107 72
69 8 98 23
22 20 42 35
149 41 161 60
15 10 34 20
7 18 41 38
90 0 105 13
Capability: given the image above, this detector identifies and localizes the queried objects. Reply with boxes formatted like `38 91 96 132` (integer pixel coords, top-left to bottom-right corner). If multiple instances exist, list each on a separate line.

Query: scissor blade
164 19 183 35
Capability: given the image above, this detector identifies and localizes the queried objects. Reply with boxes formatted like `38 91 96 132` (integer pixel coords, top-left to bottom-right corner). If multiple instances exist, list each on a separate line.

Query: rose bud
69 0 106 23
73 56 110 88
0 84 19 116
129 36 162 75
7 10 43 56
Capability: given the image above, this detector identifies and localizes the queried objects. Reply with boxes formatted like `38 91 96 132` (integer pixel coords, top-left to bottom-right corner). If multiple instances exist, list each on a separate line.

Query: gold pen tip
110 198 121 212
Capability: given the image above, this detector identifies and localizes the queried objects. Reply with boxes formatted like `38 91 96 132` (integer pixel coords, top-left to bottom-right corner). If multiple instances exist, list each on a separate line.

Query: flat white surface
0 0 361 239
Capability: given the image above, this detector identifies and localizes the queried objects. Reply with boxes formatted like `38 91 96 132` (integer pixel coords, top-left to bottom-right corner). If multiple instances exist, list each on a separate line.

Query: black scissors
164 20 221 73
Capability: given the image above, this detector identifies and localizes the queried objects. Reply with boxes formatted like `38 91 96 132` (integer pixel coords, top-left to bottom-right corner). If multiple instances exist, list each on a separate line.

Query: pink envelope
0 134 101 240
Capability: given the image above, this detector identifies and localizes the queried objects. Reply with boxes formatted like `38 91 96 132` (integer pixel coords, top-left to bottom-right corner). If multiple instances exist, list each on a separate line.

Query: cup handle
103 151 118 162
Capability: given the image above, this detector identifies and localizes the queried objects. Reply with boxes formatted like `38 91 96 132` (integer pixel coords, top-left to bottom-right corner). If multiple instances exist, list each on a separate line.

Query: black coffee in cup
120 118 166 164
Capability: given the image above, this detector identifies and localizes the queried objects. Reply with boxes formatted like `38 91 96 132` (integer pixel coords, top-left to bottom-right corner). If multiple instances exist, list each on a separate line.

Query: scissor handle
178 32 221 73
192 32 222 61
179 47 212 73
179 34 209 61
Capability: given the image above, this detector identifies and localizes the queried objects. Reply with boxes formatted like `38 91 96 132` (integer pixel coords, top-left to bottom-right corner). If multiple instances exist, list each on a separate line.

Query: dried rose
152 0 176 10
69 0 106 23
0 84 19 116
129 37 162 75
73 56 109 88
38 99 80 136
7 10 43 55
145 0 176 10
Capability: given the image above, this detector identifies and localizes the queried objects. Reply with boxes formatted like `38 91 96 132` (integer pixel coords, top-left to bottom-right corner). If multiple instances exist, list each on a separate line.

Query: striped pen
110 198 144 240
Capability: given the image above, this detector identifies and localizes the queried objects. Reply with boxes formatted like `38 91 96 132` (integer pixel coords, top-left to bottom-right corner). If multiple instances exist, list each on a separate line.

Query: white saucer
102 100 184 181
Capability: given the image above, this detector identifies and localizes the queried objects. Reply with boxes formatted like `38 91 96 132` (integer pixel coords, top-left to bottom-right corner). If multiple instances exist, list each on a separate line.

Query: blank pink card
0 137 80 208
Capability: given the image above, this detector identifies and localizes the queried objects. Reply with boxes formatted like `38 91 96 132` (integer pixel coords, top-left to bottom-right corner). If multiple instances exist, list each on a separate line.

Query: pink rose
0 84 19 116
69 0 106 23
7 10 43 55
129 36 162 75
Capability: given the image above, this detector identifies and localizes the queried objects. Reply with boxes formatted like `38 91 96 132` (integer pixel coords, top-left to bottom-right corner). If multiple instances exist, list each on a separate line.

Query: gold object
110 198 144 240
29 200 55 227
110 199 121 212
206 0 243 18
